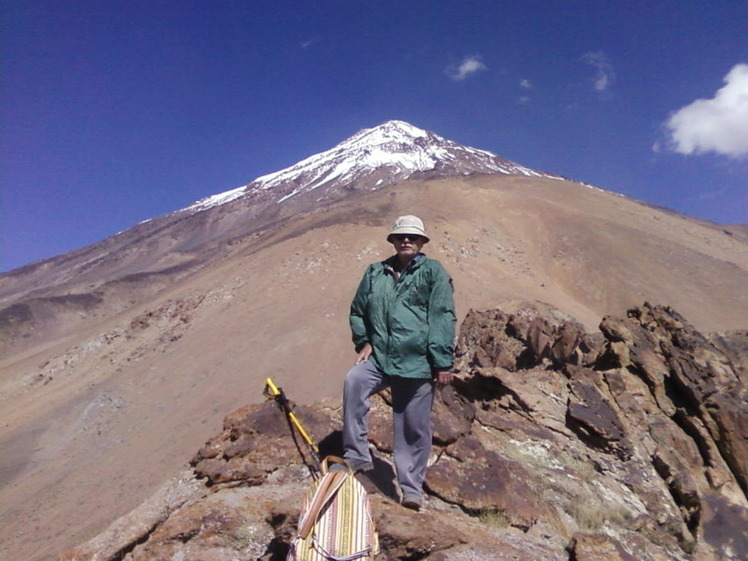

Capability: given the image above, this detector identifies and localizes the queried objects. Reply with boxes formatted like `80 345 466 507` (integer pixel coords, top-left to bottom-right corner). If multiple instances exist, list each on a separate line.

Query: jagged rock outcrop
59 302 748 561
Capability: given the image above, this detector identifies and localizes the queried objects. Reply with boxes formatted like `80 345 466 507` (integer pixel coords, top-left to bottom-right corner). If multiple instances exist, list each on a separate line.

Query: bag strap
297 470 349 539
320 455 352 475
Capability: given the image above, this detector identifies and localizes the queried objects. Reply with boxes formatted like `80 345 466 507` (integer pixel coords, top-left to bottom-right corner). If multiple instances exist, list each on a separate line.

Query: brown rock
461 366 567 440
191 403 336 486
372 499 466 559
551 321 583 366
696 491 748 561
569 533 638 561
625 304 748 496
526 316 555 364
431 384 475 445
709 330 748 385
126 483 305 561
426 436 550 530
707 389 748 495
565 365 627 456
455 309 525 371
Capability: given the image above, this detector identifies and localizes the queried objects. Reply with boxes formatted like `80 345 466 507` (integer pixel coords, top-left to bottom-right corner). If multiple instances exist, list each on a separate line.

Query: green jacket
349 253 456 379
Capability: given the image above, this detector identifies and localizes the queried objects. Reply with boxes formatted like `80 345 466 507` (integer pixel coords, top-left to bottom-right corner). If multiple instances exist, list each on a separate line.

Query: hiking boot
401 494 422 511
327 462 379 495
350 461 374 473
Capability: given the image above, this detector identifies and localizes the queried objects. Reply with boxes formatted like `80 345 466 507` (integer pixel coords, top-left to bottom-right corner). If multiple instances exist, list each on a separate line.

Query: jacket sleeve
427 262 456 371
349 266 372 352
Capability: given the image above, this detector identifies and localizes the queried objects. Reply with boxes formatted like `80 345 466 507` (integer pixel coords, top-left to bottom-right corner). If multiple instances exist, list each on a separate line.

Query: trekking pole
263 378 321 476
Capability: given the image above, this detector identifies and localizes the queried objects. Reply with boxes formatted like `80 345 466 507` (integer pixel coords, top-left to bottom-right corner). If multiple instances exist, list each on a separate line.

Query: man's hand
435 370 453 386
356 343 373 364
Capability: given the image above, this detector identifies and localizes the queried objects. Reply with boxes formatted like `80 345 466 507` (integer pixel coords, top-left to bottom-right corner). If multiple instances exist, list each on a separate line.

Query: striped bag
287 457 379 561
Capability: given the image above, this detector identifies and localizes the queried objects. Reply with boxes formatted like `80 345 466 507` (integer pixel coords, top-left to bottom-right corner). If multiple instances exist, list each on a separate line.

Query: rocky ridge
59 302 748 561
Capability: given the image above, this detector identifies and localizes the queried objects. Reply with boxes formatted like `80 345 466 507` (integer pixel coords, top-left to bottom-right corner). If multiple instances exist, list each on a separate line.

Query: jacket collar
383 252 425 275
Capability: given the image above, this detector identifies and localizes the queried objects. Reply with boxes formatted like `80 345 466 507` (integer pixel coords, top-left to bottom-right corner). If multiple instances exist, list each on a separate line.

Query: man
340 215 456 511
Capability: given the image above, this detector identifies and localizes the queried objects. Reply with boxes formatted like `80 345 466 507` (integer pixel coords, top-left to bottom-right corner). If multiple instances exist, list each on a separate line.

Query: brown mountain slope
1 174 747 561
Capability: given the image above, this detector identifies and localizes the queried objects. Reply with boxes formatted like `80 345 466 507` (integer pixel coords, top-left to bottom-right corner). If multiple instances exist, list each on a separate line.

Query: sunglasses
391 234 424 242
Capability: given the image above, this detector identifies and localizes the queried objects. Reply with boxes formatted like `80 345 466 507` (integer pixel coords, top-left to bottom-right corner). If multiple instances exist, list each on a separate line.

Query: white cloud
518 79 533 103
662 63 748 158
582 51 615 92
446 56 487 81
301 36 319 49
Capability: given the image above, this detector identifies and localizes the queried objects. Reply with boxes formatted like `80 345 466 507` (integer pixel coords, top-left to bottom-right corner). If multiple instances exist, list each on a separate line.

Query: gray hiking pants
342 359 435 499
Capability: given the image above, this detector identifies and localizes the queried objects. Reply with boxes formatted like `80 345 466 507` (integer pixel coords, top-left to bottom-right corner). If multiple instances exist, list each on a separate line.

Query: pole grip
265 377 281 397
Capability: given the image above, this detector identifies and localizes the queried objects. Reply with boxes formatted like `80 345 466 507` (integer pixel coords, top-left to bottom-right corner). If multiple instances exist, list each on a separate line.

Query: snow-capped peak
185 120 561 212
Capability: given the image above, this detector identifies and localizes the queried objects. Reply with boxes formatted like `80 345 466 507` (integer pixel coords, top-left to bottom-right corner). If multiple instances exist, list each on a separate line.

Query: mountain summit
186 120 561 212
0 120 561 311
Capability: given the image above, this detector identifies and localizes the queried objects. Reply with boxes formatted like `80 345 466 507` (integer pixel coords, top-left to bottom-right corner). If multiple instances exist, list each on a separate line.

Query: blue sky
2 1 747 273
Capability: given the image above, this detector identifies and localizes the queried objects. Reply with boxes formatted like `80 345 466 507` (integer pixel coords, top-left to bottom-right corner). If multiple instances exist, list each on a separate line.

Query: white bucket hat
387 215 430 243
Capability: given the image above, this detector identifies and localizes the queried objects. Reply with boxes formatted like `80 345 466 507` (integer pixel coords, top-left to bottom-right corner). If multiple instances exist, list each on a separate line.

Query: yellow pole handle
264 378 319 454
265 377 281 396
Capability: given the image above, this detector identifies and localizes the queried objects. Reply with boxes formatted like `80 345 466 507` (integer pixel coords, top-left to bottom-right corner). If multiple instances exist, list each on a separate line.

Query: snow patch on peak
185 185 247 212
247 122 446 199
349 120 431 143
179 120 564 215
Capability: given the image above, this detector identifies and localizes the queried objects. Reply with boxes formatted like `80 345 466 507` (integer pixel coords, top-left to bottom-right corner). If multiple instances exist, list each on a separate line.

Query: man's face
391 234 426 260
